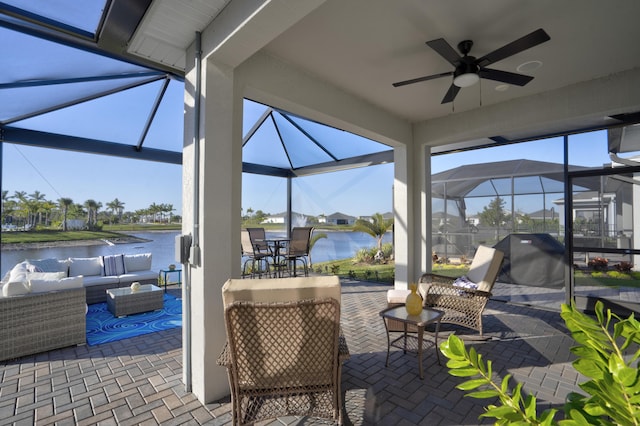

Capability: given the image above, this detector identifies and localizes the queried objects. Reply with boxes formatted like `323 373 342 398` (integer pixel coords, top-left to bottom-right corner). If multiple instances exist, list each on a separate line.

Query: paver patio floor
0 281 582 425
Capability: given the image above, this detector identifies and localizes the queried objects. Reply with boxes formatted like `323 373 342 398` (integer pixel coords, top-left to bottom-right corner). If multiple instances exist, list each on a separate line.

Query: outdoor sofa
1 253 158 305
0 260 86 360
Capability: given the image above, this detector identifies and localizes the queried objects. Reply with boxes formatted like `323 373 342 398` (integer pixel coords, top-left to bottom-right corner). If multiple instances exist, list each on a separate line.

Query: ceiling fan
392 28 550 104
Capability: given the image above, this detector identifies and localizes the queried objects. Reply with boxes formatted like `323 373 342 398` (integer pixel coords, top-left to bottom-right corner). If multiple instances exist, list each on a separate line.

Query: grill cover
494 233 565 288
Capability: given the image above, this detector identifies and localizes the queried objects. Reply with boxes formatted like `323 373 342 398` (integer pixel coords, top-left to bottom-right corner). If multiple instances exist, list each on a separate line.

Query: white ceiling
129 0 640 126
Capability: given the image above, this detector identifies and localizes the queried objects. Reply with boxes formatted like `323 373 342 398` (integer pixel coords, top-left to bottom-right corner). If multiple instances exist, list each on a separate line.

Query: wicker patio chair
419 245 504 336
217 277 349 425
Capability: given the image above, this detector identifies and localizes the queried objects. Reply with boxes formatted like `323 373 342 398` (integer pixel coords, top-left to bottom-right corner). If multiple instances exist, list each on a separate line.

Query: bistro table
379 305 444 379
256 238 290 277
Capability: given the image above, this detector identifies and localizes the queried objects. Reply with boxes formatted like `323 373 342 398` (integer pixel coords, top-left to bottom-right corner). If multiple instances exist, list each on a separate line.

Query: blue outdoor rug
86 294 182 346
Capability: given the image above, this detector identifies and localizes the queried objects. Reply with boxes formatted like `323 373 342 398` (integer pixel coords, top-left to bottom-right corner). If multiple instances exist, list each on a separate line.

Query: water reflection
2 230 392 277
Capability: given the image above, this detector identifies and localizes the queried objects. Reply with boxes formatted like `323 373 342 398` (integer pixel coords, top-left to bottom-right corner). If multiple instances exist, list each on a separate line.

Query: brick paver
0 282 582 425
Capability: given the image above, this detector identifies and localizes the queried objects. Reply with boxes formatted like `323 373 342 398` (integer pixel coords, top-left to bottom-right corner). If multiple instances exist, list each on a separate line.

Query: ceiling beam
1 126 182 165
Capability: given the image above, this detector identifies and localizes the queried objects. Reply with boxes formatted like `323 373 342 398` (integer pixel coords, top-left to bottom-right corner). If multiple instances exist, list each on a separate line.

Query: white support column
393 145 412 290
422 145 432 276
183 53 242 403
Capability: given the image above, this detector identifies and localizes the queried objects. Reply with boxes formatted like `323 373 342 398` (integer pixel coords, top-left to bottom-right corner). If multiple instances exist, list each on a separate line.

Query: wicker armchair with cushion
419 245 504 336
217 276 349 425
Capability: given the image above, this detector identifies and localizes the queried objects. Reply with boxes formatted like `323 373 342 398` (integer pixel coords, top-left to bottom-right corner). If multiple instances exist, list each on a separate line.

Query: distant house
260 212 313 225
326 212 356 225
526 208 559 221
261 213 285 224
64 219 85 230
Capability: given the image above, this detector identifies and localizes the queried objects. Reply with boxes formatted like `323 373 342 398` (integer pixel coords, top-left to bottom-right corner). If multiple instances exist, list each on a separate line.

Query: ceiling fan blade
426 38 461 65
479 68 534 86
441 84 461 104
392 71 452 87
477 28 550 67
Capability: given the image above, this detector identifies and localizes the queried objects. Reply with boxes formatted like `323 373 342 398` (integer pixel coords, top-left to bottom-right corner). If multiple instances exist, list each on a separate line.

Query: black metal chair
283 226 313 276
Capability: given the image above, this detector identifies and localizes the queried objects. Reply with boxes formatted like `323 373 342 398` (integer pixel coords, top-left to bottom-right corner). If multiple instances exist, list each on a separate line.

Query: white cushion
465 246 504 292
118 270 158 282
7 261 30 284
69 257 103 277
222 276 341 307
387 289 411 304
2 281 30 297
123 253 152 272
27 271 67 280
82 275 119 287
27 258 69 274
30 275 84 293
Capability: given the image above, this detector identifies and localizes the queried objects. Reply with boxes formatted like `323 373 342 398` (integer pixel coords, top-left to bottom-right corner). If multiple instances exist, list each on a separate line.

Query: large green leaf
572 358 605 379
448 367 480 377
457 378 488 391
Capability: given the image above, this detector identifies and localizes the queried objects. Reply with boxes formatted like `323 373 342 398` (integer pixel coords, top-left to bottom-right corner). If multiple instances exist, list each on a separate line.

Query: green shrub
441 301 640 425
607 270 631 280
354 248 374 263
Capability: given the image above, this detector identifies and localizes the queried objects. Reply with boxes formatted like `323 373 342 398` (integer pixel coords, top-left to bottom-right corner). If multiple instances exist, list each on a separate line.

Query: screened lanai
431 158 600 259
0 2 392 214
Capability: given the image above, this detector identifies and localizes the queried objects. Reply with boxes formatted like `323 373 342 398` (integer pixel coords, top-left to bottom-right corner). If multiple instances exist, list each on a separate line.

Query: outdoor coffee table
106 284 163 317
380 305 444 379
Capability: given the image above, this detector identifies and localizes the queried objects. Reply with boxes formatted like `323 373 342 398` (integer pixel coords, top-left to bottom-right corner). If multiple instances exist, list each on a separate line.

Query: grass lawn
1 224 181 244
312 259 469 285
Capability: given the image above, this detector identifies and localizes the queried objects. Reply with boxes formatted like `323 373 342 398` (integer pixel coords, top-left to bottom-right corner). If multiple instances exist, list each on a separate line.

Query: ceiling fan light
453 72 480 88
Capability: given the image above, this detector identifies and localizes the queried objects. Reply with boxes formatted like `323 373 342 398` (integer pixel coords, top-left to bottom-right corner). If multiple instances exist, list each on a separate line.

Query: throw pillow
123 253 152 272
68 257 103 277
27 258 69 275
102 255 126 276
452 275 478 291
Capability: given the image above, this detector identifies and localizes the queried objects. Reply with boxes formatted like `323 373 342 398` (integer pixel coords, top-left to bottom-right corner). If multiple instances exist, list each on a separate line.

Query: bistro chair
217 276 350 425
283 226 313 277
245 228 272 278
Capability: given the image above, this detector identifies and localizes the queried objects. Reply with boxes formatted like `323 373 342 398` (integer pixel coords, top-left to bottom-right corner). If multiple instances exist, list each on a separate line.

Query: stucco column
393 145 412 289
394 141 431 290
183 51 242 403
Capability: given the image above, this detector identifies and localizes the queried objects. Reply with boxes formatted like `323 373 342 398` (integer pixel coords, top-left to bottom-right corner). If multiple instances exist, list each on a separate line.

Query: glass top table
379 305 444 379
106 284 163 317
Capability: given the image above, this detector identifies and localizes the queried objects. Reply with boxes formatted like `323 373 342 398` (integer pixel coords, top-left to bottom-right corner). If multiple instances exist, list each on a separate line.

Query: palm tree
352 213 393 255
308 231 327 268
29 191 46 226
58 197 73 231
84 199 99 228
13 191 28 229
106 198 125 224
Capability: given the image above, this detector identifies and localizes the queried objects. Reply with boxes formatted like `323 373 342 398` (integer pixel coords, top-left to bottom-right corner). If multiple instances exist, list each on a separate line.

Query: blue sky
2 117 616 219
1 2 622 221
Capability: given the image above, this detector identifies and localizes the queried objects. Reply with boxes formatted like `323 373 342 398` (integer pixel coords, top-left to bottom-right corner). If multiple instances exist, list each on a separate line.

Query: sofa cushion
118 270 158 283
30 275 84 293
27 258 69 275
2 281 30 297
102 254 125 276
28 271 67 281
82 275 119 287
123 253 152 272
69 257 103 277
